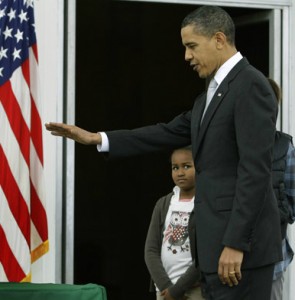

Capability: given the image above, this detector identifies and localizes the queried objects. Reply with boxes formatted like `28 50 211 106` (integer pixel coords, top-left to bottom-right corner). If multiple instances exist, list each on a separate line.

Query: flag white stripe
10 67 31 130
0 188 31 274
29 48 41 111
30 141 45 205
31 221 42 251
0 263 8 282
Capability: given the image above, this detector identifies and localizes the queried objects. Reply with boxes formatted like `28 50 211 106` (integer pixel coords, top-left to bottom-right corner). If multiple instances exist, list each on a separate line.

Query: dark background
73 1 269 299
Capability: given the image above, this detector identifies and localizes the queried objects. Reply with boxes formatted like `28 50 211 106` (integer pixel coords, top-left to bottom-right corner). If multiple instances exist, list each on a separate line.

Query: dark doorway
74 1 269 300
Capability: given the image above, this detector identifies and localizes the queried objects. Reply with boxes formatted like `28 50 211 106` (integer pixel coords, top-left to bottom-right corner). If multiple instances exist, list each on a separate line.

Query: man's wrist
93 132 102 145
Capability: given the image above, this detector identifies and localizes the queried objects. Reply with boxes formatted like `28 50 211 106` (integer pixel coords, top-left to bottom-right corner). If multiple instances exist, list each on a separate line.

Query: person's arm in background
285 141 295 222
273 141 295 282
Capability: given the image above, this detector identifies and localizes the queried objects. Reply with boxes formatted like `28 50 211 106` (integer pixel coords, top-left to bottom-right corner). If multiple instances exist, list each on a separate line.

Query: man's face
181 24 221 79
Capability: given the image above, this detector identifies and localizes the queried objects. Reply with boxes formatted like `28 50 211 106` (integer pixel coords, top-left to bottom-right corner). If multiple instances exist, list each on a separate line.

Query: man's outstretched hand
45 122 101 145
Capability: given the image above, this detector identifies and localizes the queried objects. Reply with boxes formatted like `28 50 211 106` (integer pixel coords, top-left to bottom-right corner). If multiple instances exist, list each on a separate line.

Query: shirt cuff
97 132 109 152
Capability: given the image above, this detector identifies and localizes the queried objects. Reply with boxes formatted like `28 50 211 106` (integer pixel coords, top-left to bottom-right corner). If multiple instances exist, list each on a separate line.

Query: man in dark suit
46 6 282 300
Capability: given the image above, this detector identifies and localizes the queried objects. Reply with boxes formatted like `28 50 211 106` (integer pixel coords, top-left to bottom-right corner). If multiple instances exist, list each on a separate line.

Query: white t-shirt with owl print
161 186 194 285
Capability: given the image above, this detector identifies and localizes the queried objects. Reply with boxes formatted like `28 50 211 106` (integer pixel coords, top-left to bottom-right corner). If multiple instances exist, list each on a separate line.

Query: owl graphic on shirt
164 211 190 254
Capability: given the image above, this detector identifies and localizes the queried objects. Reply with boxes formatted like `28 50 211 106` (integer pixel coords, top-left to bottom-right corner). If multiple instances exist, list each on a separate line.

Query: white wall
31 0 64 283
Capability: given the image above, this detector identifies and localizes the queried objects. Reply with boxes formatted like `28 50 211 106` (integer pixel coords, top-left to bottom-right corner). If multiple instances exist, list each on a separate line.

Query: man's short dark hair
181 6 236 46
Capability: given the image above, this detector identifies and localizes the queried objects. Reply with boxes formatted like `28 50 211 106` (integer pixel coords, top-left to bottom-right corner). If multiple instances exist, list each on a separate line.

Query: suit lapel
193 86 227 158
192 93 206 134
193 57 250 158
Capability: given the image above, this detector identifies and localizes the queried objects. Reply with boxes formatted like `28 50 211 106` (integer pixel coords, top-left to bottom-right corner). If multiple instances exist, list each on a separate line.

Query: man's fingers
218 263 242 287
45 122 100 145
229 271 239 286
45 122 65 130
218 264 226 284
218 264 233 286
235 265 242 281
45 122 74 137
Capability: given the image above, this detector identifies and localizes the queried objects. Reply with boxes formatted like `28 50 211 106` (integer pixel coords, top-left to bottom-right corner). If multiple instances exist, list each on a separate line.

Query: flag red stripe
0 225 26 282
32 43 38 63
30 181 48 241
0 81 30 167
22 59 30 88
30 99 44 165
0 146 31 246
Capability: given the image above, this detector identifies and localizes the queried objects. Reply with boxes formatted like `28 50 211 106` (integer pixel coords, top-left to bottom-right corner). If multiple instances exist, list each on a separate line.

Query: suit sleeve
106 111 192 159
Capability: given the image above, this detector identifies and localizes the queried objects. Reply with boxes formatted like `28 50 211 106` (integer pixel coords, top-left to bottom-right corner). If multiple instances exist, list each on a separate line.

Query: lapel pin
218 93 222 96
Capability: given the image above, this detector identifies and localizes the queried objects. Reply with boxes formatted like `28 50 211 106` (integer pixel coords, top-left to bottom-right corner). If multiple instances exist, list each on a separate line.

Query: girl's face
171 149 195 192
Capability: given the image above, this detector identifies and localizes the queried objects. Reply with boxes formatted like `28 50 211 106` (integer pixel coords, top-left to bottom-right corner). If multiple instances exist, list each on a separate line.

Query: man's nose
185 49 192 61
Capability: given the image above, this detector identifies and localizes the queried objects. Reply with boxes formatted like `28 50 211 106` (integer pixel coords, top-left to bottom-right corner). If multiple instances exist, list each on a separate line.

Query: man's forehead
181 27 205 43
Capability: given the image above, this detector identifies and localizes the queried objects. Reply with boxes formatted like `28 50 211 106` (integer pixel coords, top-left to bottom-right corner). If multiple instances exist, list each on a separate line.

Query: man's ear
214 32 226 49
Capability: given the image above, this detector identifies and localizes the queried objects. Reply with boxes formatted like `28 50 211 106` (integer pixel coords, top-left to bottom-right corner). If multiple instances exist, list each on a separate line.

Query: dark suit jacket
106 57 282 273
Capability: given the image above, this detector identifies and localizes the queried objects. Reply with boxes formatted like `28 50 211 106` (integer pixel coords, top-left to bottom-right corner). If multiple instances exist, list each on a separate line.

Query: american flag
0 0 48 282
